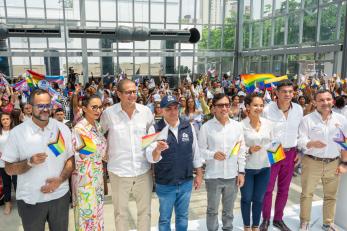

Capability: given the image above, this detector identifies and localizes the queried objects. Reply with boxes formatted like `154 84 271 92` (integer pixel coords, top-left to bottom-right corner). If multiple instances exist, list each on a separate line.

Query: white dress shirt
146 119 202 168
0 130 10 168
100 103 154 177
263 102 303 148
1 118 73 205
242 117 273 169
198 117 246 179
298 110 347 158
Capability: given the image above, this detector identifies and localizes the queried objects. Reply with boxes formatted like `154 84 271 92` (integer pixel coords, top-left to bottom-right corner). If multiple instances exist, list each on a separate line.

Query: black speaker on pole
0 39 9 76
44 49 60 75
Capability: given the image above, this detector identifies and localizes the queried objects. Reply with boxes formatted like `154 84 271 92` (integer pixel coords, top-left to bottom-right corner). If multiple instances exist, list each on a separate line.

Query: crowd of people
0 72 347 231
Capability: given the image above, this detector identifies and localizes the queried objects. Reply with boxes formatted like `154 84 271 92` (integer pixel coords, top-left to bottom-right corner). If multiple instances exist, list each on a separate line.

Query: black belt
306 155 339 163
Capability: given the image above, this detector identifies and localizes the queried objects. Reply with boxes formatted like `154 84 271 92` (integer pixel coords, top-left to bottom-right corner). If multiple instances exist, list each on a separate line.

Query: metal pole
341 2 347 79
233 0 244 77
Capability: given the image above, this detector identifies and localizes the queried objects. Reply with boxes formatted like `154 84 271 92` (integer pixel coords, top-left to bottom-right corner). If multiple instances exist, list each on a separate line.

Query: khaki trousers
300 155 340 225
109 170 153 231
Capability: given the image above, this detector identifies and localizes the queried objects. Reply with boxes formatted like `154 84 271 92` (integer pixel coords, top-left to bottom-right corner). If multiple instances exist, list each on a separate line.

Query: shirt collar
114 103 140 114
29 118 54 133
313 110 332 123
164 118 180 129
212 116 231 126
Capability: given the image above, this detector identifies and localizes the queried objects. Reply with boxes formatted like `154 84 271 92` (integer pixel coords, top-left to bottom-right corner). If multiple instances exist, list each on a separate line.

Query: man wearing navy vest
146 95 203 231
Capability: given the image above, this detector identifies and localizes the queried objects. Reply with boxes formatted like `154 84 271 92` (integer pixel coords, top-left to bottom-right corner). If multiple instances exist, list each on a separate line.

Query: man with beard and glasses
1 89 74 231
298 89 347 231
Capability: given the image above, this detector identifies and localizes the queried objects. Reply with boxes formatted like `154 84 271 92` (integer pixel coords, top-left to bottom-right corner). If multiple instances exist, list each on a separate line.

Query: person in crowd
332 95 345 114
1 89 74 231
11 108 22 126
0 94 14 114
72 94 107 231
241 94 273 231
20 103 32 122
260 80 303 231
297 96 307 111
199 93 246 231
0 112 16 215
298 90 347 231
229 95 245 121
183 97 203 132
54 108 69 125
146 95 203 231
100 79 154 231
179 96 187 116
153 102 163 123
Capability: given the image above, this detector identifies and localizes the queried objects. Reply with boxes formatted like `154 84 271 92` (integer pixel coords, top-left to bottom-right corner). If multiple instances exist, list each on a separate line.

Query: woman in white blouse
0 112 16 215
241 94 273 231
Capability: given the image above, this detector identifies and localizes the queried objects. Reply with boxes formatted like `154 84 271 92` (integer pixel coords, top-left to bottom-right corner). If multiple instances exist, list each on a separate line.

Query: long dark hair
81 94 101 116
0 112 14 135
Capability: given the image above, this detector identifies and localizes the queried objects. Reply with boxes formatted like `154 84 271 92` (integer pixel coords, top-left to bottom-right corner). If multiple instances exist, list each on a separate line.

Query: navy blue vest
154 118 194 185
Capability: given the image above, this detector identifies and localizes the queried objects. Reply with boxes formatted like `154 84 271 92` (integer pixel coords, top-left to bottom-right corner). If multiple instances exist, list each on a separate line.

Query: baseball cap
160 95 179 108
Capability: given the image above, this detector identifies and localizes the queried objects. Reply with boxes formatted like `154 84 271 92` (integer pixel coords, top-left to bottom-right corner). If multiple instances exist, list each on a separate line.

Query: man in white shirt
260 80 303 231
199 93 246 231
100 79 154 231
298 89 347 231
146 95 203 231
1 89 74 231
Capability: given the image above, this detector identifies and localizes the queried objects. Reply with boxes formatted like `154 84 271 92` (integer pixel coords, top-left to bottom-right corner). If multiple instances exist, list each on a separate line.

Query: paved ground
0 175 328 231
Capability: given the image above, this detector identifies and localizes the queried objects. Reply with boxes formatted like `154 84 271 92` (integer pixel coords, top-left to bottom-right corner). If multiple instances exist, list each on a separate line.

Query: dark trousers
17 192 70 231
240 168 271 227
0 167 17 202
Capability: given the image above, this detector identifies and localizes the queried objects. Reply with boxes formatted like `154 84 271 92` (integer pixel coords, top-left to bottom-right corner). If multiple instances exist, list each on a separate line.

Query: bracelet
340 160 347 166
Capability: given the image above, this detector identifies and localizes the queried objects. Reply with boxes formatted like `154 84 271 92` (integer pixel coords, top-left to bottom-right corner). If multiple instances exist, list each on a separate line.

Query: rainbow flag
229 141 241 158
267 142 286 165
46 75 64 85
264 75 288 85
241 74 276 93
76 134 97 155
333 128 347 150
12 79 29 92
48 130 65 157
141 126 169 149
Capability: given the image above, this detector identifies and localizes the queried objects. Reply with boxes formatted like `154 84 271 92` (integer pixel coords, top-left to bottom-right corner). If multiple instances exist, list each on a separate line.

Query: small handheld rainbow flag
229 141 241 158
333 128 347 150
267 142 286 165
76 134 97 155
48 130 65 157
141 126 169 149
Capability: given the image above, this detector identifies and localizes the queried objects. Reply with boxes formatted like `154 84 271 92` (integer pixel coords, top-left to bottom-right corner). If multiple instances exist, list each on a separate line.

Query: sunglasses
33 104 52 111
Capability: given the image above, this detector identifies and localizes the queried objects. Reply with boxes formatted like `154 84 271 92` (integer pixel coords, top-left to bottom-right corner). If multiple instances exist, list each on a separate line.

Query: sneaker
299 222 310 231
273 220 291 231
259 220 270 231
322 224 338 231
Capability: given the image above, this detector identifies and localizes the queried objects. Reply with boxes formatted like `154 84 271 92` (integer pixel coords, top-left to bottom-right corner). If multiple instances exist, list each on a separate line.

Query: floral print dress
72 118 107 231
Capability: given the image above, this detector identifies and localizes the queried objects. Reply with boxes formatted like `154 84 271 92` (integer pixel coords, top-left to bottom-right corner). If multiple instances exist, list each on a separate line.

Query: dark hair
313 89 332 100
276 80 293 90
55 108 65 114
117 79 134 92
82 94 101 108
185 97 196 115
212 93 230 106
0 112 14 135
244 93 264 107
29 89 51 105
10 108 22 127
231 95 239 101
298 95 307 104
335 96 345 109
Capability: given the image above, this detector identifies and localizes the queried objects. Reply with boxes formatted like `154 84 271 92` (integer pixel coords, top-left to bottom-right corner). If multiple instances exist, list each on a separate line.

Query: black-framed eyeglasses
91 105 103 112
33 104 52 111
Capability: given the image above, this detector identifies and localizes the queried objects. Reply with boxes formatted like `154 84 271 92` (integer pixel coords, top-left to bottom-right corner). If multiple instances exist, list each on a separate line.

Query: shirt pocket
310 125 325 140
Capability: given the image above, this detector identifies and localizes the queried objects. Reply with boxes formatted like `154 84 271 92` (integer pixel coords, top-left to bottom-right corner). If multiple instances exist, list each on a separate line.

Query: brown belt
306 155 339 163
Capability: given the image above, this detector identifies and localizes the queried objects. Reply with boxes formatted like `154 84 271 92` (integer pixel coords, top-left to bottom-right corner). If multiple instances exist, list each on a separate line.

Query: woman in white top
241 94 273 231
0 112 17 215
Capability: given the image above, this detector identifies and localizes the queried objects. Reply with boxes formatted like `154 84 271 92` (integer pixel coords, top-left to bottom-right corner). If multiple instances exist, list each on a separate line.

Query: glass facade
0 0 345 80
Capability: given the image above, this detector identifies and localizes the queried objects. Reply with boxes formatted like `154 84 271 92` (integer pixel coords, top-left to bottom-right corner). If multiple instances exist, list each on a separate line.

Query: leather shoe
273 220 291 231
259 220 270 231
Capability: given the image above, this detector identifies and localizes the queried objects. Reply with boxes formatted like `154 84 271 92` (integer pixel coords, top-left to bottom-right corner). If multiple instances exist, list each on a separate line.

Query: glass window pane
135 0 149 23
224 17 236 50
262 19 271 47
85 0 99 21
251 22 261 48
27 0 45 18
252 1 261 20
244 0 251 19
275 0 286 15
118 1 133 22
320 5 338 42
340 2 346 41
100 1 116 21
303 9 317 43
151 1 164 23
288 0 301 11
263 0 273 18
167 0 179 23
7 0 25 18
274 17 285 45
243 22 250 49
288 14 300 44
209 25 222 50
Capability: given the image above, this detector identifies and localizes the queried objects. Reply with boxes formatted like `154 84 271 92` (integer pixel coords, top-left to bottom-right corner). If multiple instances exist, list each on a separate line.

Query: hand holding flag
333 128 347 150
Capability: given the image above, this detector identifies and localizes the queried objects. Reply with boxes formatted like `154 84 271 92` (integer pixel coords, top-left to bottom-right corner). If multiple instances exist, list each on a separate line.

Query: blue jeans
240 168 270 227
156 180 193 231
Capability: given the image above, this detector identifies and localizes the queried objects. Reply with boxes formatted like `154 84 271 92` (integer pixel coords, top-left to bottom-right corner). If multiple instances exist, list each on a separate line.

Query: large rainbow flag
48 130 65 157
267 142 286 165
26 70 45 88
241 74 276 93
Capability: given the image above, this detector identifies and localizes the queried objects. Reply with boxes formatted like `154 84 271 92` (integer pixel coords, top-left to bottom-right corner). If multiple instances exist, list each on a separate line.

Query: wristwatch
27 158 34 167
340 160 347 166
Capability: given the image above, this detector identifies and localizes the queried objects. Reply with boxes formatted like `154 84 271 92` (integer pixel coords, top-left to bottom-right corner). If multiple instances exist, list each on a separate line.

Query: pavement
0 175 339 231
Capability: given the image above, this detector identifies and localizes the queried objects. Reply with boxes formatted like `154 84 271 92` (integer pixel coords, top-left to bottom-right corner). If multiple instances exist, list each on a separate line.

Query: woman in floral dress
72 95 107 231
